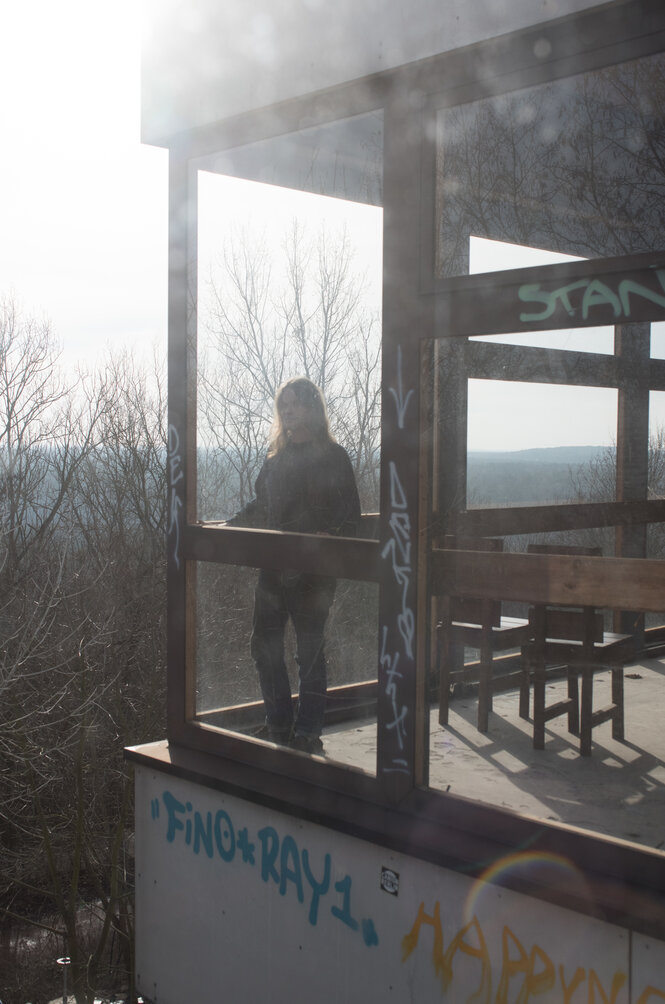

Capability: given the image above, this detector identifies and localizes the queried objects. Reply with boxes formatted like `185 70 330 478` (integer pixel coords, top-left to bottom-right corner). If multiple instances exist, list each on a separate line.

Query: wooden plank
185 524 380 582
196 679 379 731
615 322 650 637
444 499 665 538
166 151 191 744
464 339 619 388
432 548 665 613
431 251 665 338
541 608 604 644
376 96 428 799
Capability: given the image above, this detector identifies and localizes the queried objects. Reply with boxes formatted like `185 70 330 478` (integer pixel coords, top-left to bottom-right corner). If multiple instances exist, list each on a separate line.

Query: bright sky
1 2 662 454
197 171 383 327
0 0 168 376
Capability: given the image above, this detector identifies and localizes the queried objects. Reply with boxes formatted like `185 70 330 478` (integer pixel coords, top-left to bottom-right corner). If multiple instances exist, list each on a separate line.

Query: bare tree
437 53 665 276
197 221 381 518
568 428 665 558
0 309 166 1004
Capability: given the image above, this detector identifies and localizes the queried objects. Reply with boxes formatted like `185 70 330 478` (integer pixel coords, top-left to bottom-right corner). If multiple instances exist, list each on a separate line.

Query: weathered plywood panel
135 765 662 1003
632 936 665 1002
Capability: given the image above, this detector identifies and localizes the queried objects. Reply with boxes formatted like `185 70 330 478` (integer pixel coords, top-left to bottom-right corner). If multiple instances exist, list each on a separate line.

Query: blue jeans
250 570 335 738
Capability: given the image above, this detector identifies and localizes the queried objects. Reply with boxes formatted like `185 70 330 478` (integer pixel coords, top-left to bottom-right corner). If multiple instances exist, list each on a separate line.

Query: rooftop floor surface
322 656 665 852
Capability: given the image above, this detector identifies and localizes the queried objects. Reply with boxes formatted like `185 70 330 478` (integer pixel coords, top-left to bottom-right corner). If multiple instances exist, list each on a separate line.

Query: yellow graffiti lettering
588 969 626 1004
401 904 491 1000
497 926 530 1003
636 987 665 1004
560 965 586 1003
442 916 491 1003
401 900 445 984
496 928 555 1003
528 944 556 997
401 905 637 1003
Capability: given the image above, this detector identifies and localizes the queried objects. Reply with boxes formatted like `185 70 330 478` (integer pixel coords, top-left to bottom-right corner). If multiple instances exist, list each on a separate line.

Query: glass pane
195 562 378 773
437 53 665 277
468 377 618 459
194 112 383 523
430 315 665 848
190 112 382 766
651 322 665 359
468 238 615 354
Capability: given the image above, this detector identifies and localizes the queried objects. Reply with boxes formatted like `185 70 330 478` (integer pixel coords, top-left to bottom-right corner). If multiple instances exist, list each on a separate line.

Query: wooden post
167 149 197 740
615 321 650 642
377 93 432 799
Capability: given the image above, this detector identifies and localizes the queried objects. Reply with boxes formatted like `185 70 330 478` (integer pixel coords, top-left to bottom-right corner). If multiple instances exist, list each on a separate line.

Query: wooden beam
615 322 650 637
464 340 619 388
444 499 665 538
432 548 665 613
431 251 665 339
166 151 193 744
185 524 380 582
376 93 432 799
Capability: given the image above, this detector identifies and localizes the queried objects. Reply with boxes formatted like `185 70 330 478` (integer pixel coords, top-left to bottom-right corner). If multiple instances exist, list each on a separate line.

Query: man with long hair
227 377 360 753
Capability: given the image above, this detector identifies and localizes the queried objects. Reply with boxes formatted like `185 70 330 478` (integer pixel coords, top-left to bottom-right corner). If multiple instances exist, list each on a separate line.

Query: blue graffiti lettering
331 875 359 932
258 826 280 884
163 790 186 843
362 918 379 947
279 835 304 904
194 812 214 858
214 810 235 862
302 849 331 926
156 791 378 945
518 268 665 324
237 826 255 865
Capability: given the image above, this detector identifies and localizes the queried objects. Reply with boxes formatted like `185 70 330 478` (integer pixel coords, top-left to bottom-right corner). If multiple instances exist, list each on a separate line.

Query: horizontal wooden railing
185 523 381 582
443 499 665 538
431 547 665 613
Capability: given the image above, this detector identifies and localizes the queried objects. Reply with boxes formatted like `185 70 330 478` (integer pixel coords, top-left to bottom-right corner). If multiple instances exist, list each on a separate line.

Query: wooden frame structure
132 0 665 942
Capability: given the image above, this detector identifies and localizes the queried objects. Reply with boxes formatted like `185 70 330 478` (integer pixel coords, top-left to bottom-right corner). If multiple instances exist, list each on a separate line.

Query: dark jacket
228 440 360 537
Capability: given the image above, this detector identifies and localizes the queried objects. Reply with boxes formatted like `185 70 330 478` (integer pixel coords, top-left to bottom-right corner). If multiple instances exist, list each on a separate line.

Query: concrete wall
141 0 606 143
135 765 665 1003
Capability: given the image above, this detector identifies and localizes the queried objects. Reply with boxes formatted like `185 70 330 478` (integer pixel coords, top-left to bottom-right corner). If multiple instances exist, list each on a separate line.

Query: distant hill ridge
469 445 605 465
467 445 606 505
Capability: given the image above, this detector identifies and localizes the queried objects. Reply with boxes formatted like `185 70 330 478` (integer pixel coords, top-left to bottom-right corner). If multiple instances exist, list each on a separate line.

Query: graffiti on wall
518 268 665 325
402 899 665 1002
379 344 414 776
144 783 665 1000
167 424 184 570
152 789 380 948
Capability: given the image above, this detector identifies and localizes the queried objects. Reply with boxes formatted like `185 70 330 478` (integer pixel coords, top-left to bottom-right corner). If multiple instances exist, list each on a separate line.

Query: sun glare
0 0 167 375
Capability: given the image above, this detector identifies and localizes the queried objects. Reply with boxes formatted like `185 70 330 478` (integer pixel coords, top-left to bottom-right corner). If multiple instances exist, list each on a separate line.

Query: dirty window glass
195 563 378 772
430 51 665 850
188 112 383 766
436 53 665 277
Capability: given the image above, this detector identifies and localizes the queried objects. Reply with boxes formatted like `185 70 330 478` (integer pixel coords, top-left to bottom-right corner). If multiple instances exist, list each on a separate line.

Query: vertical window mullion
377 96 430 799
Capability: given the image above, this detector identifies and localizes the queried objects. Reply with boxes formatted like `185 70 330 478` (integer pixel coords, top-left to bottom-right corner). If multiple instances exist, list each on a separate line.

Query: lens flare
463 849 591 925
